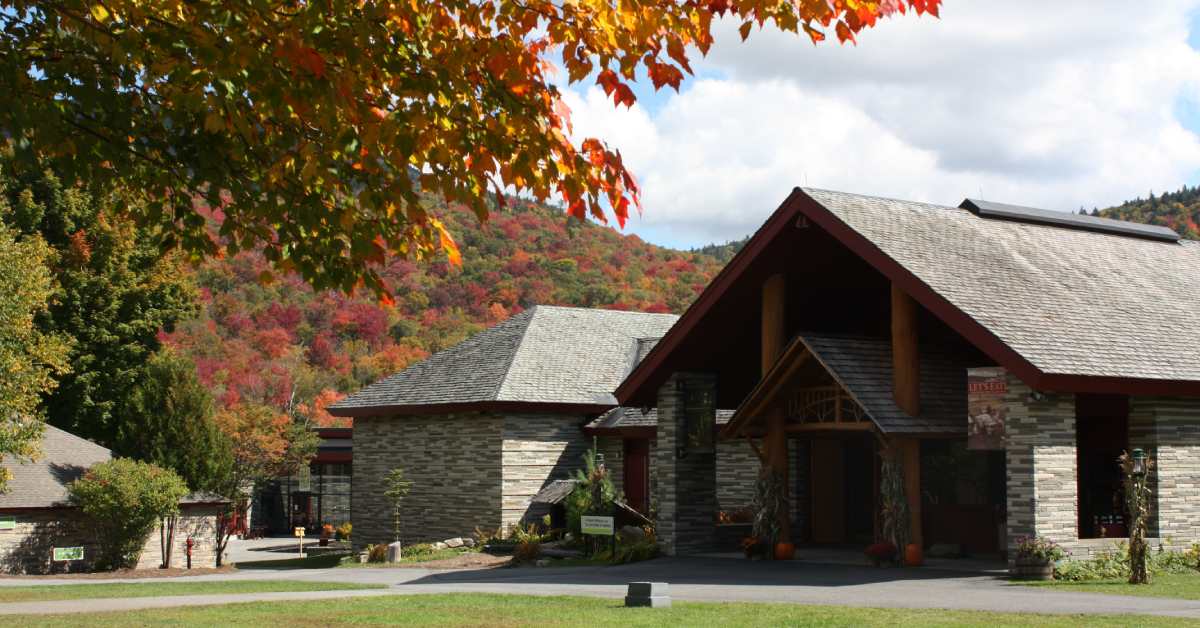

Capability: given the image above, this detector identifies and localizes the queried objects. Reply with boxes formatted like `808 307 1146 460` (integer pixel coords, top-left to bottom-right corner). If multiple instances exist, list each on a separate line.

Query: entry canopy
723 332 972 438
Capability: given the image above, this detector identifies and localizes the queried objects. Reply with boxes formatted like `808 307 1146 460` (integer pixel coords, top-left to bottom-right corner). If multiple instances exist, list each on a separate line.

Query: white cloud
564 0 1200 246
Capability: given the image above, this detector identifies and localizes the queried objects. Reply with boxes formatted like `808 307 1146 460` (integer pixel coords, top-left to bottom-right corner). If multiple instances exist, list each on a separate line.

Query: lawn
1022 572 1200 600
0 580 385 603
8 593 1199 627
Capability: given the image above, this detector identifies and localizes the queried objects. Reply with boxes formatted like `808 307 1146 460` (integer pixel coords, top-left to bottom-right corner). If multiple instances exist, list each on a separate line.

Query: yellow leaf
432 219 461 268
90 4 110 22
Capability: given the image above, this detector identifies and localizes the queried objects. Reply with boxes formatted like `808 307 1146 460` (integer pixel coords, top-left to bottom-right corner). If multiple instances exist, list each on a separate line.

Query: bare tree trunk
160 516 177 569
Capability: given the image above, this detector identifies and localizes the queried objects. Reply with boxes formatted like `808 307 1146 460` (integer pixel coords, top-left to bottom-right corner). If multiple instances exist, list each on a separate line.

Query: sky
562 1 1200 249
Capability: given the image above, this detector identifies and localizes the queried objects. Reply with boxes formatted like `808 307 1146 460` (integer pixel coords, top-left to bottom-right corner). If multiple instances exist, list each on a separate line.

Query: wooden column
762 274 790 544
891 284 920 417
896 437 923 549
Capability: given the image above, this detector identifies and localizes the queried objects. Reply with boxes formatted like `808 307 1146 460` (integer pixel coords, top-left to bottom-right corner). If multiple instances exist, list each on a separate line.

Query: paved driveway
2 556 1200 618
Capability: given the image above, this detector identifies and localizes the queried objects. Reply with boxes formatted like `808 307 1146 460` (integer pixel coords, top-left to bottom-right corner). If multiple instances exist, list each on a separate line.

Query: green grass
7 593 1197 627
0 580 385 603
1022 572 1200 600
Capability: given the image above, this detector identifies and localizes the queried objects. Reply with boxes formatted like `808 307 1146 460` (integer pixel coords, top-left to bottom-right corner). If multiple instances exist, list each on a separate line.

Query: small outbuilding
0 424 225 574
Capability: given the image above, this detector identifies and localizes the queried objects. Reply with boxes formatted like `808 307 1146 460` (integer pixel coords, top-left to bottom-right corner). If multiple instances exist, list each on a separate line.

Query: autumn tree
209 402 318 565
0 0 940 294
0 220 70 491
0 162 196 445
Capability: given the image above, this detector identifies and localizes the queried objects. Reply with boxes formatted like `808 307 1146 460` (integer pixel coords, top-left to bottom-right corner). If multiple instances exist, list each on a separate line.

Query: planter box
1011 559 1054 581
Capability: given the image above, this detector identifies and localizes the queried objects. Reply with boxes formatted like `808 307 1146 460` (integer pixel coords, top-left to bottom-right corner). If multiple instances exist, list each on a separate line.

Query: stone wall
1003 374 1077 557
596 436 625 495
656 372 717 556
0 505 220 574
716 439 758 513
501 414 591 530
1130 397 1200 550
353 414 504 546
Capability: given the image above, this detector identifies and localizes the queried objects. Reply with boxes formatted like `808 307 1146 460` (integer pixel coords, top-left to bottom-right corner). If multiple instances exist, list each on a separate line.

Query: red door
623 439 650 513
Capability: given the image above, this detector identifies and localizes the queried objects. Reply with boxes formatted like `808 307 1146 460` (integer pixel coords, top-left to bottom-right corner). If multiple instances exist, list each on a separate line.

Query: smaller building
0 424 224 574
254 427 353 535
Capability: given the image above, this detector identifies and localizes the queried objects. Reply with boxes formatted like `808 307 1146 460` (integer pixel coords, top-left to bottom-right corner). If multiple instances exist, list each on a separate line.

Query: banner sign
967 367 1007 450
581 515 614 536
52 546 84 562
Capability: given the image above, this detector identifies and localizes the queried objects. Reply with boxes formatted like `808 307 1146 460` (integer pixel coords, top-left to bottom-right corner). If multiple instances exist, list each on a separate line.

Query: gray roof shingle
330 305 679 414
797 333 970 434
805 188 1200 383
0 424 111 509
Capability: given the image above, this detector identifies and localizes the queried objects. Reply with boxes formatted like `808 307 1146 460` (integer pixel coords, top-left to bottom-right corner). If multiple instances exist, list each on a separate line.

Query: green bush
1054 542 1200 581
564 448 617 537
67 458 189 570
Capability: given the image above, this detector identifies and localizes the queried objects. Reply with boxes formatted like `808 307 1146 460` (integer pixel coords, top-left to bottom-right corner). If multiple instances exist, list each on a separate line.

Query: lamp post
1131 448 1147 477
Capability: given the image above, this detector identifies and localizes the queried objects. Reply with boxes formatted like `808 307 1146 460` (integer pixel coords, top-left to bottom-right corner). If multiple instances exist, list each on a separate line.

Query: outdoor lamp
595 452 606 470
1131 448 1147 476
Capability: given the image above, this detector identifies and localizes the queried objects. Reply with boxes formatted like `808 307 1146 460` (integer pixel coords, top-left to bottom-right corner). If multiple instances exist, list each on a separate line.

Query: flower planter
1012 559 1054 581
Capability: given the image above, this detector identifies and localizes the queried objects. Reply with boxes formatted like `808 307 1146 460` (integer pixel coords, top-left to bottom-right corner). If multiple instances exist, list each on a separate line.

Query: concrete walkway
2 557 1200 619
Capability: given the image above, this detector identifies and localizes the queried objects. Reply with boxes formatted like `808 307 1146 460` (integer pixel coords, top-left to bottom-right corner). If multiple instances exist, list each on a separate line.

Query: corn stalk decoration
752 469 786 553
879 447 910 562
1120 451 1154 585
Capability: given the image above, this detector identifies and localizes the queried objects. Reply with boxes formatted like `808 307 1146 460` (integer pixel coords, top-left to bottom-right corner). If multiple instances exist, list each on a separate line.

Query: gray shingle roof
0 424 111 509
805 188 1200 383
798 333 970 434
330 305 679 414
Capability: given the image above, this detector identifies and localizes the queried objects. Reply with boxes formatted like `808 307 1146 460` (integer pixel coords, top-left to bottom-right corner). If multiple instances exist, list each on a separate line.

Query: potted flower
319 523 334 547
865 542 897 567
1012 536 1064 580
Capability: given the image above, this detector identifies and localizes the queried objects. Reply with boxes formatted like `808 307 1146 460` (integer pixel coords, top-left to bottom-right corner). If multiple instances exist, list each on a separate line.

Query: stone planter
1012 558 1054 581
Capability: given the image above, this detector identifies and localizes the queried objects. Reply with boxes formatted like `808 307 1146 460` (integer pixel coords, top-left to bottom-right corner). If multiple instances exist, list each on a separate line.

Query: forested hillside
165 199 733 426
1100 185 1200 239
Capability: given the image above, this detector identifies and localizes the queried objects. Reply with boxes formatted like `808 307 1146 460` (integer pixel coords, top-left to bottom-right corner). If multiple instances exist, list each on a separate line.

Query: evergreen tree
114 349 233 492
0 161 196 445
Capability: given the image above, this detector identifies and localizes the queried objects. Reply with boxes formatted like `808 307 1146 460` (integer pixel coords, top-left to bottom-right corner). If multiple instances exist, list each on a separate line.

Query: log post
762 274 790 544
891 284 920 417
896 437 923 550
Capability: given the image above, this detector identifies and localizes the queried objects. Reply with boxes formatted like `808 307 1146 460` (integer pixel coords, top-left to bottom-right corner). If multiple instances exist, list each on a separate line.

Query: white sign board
53 546 84 561
581 515 614 536
294 526 305 537
0 516 14 531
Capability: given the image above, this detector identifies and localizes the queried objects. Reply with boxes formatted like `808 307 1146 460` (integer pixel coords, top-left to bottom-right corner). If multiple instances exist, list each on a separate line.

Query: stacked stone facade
1003 375 1077 556
354 412 592 547
501 415 591 529
1005 375 1200 559
0 505 221 574
353 414 505 546
655 372 718 555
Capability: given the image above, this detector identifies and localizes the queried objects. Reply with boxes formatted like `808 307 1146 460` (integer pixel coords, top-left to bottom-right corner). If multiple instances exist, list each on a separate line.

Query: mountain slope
165 199 730 425
1100 185 1200 239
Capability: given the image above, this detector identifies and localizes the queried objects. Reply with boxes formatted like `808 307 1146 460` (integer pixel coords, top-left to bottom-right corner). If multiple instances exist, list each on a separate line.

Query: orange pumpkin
774 542 796 561
904 543 923 566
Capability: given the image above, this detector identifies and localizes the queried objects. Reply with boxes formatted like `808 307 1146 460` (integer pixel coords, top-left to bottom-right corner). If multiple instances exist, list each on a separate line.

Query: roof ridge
492 305 538 401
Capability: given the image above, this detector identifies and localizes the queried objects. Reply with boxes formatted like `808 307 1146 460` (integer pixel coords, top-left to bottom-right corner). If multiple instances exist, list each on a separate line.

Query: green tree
0 162 196 446
565 449 617 539
384 467 413 547
114 349 234 493
0 220 70 491
67 458 189 570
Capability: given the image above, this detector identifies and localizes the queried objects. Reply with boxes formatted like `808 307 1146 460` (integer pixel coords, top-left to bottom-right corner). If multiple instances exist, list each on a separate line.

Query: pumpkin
774 542 796 561
904 543 923 566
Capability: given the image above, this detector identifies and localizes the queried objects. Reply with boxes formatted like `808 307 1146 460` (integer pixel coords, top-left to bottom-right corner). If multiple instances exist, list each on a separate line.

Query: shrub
67 458 189 570
564 449 617 537
367 544 388 563
513 540 541 563
336 522 352 542
1055 542 1200 581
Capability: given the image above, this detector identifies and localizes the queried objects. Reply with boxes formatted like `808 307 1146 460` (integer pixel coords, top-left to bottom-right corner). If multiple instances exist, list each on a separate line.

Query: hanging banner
967 367 1007 450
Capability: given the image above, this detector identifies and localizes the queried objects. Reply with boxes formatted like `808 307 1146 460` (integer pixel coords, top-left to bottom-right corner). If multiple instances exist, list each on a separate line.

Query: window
679 382 714 455
1076 394 1130 539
